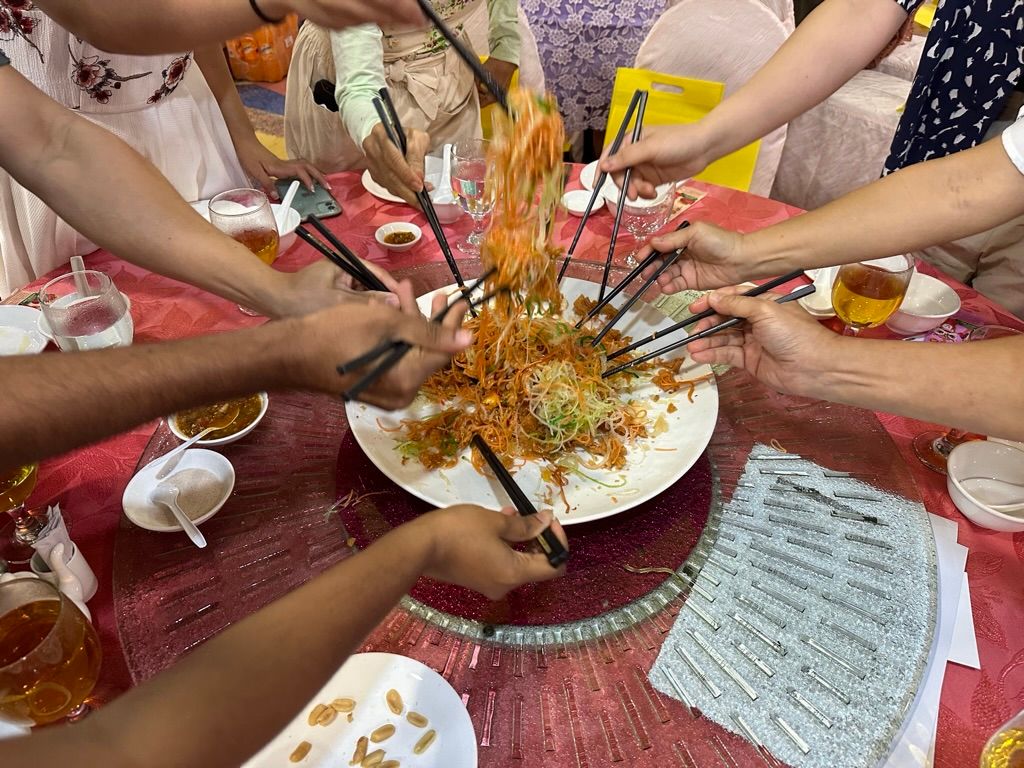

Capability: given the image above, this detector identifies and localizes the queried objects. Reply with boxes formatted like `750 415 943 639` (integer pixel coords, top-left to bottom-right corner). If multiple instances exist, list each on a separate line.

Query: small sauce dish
168 392 268 447
122 449 235 533
562 189 594 217
375 223 422 252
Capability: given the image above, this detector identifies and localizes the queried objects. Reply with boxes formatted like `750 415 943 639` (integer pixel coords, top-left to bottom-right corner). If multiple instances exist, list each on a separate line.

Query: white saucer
122 449 235 533
0 306 48 355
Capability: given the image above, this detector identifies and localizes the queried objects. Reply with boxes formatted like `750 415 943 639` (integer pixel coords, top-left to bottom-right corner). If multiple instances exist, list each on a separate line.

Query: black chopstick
371 95 475 314
589 246 685 348
557 89 643 284
602 284 816 378
342 282 506 401
599 91 649 303
295 226 388 293
416 0 508 111
576 220 690 328
303 216 390 293
605 269 807 361
471 435 569 568
337 268 495 375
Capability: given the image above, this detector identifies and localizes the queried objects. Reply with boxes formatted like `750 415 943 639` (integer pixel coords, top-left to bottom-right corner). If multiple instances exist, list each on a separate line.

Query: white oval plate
0 306 48 355
244 652 475 768
362 156 446 205
345 276 718 525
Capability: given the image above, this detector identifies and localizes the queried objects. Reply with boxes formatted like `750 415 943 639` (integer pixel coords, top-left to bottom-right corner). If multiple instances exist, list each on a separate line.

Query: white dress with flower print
0 2 247 296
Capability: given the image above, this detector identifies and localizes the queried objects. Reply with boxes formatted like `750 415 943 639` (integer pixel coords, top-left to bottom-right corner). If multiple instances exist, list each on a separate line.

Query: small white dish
168 392 269 447
601 180 674 215
122 449 235 533
243 652 476 768
190 200 300 256
947 441 1024 532
375 223 423 252
886 272 961 336
0 306 48 355
562 189 595 217
362 157 461 223
799 267 838 318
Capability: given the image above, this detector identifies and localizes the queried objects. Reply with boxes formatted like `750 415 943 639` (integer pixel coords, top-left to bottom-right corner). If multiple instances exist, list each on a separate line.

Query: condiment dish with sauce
122 449 235 533
168 392 268 447
375 223 422 252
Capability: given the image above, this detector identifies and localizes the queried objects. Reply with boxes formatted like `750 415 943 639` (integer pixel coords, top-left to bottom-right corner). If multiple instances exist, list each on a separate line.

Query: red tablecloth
11 170 1024 766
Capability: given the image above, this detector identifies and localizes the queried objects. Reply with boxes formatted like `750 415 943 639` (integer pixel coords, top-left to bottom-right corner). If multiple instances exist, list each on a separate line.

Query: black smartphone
274 178 342 221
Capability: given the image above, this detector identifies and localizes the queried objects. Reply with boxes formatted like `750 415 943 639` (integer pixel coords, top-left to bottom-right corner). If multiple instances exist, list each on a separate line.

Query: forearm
743 139 1024 276
0 322 297 471
195 45 259 154
699 0 906 161
1 524 432 768
35 0 270 54
486 0 520 64
805 336 1024 440
332 25 387 146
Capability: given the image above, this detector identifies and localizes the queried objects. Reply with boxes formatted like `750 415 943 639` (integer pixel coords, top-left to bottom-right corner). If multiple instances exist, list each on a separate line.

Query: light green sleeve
486 0 521 65
330 24 386 150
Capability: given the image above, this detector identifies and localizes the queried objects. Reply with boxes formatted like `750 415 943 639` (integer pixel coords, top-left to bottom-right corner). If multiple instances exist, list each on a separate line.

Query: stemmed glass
912 325 1023 473
0 464 41 566
0 579 102 726
209 188 279 315
450 139 493 255
830 254 915 335
620 189 673 268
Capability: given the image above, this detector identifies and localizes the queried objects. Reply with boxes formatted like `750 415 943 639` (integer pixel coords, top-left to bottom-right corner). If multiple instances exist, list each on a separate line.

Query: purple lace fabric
521 0 666 134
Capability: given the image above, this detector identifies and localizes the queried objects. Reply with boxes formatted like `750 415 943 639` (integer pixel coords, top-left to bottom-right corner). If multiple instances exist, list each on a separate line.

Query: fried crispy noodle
395 87 708 507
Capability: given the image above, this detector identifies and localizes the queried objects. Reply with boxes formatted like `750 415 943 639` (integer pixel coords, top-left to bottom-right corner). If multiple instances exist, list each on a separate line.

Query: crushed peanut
317 706 338 726
307 703 328 727
350 736 368 765
289 741 312 763
405 711 428 728
385 689 403 715
413 729 436 755
331 697 356 713
370 724 396 743
361 748 386 767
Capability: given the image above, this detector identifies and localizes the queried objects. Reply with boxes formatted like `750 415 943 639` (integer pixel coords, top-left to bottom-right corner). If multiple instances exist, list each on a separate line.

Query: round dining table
7 168 1023 767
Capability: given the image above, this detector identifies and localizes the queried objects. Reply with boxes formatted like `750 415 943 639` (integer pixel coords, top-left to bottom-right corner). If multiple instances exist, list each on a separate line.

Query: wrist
742 226 802 279
380 517 437 575
795 331 851 400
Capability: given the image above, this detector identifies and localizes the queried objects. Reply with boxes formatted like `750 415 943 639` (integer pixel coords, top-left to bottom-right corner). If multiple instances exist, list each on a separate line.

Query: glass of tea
830 254 915 335
0 464 40 565
0 578 102 726
913 325 1023 473
209 188 280 315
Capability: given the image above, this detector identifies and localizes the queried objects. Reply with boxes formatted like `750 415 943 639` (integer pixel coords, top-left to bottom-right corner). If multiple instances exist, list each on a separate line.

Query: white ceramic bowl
375 222 422 252
271 204 301 254
168 392 269 447
191 200 300 256
0 306 48 355
886 272 961 336
122 448 235 533
602 181 674 215
562 189 594 217
947 441 1024 532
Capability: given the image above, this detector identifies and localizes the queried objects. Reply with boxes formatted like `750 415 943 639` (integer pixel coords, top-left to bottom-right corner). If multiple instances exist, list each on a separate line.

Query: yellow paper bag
606 68 760 192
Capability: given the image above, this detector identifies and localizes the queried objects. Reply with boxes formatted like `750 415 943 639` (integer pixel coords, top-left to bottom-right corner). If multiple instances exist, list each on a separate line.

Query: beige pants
284 23 482 173
916 214 1024 319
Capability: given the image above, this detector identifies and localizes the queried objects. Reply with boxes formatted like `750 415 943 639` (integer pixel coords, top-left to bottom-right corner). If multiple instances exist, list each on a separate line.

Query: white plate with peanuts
243 652 476 768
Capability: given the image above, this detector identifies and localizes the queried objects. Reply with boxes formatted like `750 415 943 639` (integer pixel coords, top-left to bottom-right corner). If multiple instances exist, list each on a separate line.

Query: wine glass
0 578 102 726
450 139 493 255
0 464 41 566
831 254 915 335
912 324 1023 473
209 188 279 315
620 189 673 268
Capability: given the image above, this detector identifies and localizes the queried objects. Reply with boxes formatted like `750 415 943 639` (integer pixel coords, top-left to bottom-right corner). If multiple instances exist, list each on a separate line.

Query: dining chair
634 0 791 196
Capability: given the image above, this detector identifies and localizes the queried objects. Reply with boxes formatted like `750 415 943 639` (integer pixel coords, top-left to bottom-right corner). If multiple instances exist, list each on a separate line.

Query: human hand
265 259 403 318
234 139 330 200
362 122 431 209
286 286 472 408
637 221 750 297
600 123 713 200
265 0 423 28
478 58 518 108
684 288 839 397
411 504 568 599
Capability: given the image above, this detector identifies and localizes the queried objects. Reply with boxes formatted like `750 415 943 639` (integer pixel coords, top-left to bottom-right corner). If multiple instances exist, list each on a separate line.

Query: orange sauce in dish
174 394 263 440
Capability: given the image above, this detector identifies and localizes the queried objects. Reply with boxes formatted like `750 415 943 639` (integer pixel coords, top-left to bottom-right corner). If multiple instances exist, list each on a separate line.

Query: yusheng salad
392 87 709 509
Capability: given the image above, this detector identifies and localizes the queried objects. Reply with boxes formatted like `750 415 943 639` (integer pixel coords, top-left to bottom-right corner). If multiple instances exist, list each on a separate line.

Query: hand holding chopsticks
296 217 391 293
603 283 815 378
471 435 570 568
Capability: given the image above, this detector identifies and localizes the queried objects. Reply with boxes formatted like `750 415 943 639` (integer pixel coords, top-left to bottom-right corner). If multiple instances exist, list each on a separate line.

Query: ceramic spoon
150 483 207 548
